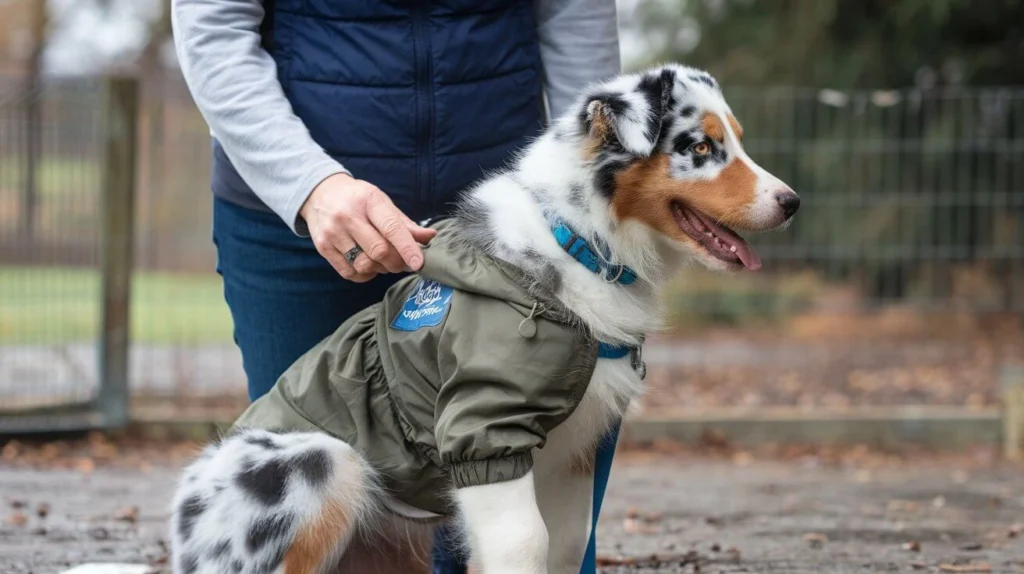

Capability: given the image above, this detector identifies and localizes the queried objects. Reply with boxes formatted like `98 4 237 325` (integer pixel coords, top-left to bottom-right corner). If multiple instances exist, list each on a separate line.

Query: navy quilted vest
212 0 546 223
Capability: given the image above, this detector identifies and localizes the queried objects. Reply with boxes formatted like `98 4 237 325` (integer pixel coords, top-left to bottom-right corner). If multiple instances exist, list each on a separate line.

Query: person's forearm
171 0 344 235
536 0 622 121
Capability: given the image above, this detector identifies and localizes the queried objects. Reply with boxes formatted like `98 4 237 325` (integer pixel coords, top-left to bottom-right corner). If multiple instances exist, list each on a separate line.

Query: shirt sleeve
535 0 622 121
433 295 596 489
171 0 347 235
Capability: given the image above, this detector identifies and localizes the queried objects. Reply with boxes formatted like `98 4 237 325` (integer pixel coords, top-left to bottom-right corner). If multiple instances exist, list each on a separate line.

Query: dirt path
2 451 1022 573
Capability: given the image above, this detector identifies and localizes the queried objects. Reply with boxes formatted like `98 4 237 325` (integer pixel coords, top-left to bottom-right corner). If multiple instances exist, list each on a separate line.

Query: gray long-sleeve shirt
171 0 621 235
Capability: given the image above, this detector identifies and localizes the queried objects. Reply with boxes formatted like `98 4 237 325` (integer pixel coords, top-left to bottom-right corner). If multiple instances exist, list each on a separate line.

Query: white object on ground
60 564 154 574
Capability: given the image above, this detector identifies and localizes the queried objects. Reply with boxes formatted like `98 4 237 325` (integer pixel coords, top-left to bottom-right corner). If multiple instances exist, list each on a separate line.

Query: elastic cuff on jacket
448 453 534 489
286 161 352 237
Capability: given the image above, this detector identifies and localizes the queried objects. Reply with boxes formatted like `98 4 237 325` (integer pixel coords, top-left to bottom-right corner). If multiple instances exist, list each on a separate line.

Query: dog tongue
728 237 761 271
690 209 762 271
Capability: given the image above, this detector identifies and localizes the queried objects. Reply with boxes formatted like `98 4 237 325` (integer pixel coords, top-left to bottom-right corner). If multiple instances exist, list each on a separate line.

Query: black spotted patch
235 458 289 506
679 105 697 118
231 559 244 573
179 552 199 574
538 262 563 294
672 131 700 157
636 72 667 144
244 433 283 451
568 182 587 207
689 73 717 90
209 539 232 559
254 542 289 574
655 116 676 151
177 494 207 541
293 448 332 487
246 512 295 553
594 159 628 198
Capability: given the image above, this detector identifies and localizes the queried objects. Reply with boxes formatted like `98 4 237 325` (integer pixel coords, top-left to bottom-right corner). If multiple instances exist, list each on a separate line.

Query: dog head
571 64 799 272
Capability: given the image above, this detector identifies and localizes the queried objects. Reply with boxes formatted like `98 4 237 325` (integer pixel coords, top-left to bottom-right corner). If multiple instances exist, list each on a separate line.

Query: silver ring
344 245 362 264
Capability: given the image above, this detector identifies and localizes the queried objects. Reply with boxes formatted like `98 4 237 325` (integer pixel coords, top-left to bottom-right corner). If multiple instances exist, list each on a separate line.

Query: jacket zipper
411 3 434 215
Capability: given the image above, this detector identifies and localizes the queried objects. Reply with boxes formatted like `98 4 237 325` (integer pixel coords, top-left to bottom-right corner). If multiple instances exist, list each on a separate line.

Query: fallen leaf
623 517 660 534
5 511 28 527
732 451 755 467
938 564 991 572
87 526 109 540
902 541 921 552
959 542 983 551
114 506 139 523
36 502 50 519
74 458 95 475
909 561 930 570
803 532 828 548
1009 523 1023 538
7 499 27 510
2 441 20 461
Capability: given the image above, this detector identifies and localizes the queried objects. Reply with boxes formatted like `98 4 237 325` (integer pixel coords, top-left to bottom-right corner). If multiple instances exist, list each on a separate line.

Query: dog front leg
456 471 549 574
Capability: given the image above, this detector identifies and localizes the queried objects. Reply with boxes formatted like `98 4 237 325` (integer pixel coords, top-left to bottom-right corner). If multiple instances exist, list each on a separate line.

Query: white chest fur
535 356 643 474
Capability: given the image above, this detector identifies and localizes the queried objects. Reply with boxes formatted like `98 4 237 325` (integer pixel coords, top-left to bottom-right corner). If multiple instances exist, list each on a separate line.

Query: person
171 1 621 572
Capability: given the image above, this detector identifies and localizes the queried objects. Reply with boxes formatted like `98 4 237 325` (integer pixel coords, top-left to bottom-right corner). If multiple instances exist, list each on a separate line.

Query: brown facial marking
701 112 725 143
612 154 758 235
284 495 350 574
727 114 744 141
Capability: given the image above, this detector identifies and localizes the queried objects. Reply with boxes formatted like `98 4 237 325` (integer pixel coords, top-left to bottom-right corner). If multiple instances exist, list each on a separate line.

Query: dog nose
775 191 800 219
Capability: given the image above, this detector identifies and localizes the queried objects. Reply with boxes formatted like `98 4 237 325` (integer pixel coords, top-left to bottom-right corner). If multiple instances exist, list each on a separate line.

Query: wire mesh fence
0 75 1022 420
643 87 1024 415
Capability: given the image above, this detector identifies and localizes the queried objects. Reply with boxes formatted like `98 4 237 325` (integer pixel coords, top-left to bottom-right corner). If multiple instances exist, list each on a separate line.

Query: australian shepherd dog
171 64 799 574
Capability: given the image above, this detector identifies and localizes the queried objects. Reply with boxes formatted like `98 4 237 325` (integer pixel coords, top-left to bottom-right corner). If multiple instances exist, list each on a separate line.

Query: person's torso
214 0 546 221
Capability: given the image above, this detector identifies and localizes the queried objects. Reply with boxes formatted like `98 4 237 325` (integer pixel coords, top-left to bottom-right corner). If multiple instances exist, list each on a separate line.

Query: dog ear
583 68 675 158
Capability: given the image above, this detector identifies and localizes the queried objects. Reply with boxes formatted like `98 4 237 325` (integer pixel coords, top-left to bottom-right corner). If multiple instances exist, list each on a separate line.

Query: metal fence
0 75 1022 430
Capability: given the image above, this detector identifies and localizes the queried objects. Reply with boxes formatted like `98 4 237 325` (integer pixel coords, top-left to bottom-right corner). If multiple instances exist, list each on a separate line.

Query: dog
170 63 799 574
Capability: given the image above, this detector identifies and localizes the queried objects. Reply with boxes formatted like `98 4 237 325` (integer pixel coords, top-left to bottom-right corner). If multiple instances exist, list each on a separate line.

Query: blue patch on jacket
391 280 454 331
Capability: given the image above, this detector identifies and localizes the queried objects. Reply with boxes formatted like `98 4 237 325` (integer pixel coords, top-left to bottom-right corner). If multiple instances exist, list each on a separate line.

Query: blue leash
581 423 620 573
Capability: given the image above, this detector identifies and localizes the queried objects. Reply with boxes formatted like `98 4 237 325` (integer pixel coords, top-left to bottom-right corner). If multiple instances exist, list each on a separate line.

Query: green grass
0 267 233 345
0 157 101 198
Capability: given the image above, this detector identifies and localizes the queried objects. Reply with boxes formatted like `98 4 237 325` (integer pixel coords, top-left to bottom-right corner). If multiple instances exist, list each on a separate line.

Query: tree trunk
19 0 48 243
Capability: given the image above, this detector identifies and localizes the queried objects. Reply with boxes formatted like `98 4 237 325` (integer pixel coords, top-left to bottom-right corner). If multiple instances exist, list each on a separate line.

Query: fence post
96 76 139 428
1001 364 1024 460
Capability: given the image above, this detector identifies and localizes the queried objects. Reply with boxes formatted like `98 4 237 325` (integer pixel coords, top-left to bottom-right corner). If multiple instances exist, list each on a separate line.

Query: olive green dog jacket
234 220 600 515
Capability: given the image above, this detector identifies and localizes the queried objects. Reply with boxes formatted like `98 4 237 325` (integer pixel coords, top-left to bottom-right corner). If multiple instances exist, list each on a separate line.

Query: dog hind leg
170 428 380 574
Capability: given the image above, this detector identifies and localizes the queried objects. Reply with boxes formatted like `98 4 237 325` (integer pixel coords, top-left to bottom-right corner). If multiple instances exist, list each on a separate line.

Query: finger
321 231 377 282
398 214 438 244
367 204 425 271
348 218 406 274
407 223 437 244
321 244 375 283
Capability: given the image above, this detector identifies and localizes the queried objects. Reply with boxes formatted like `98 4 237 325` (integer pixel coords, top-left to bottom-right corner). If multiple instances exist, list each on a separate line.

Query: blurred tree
630 0 1024 88
20 0 48 242
625 0 1024 304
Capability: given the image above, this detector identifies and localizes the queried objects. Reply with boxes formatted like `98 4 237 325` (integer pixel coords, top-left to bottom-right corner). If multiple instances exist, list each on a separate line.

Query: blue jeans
213 198 615 573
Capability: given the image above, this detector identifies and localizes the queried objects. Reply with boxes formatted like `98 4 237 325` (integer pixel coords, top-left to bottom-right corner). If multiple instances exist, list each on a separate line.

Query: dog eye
691 142 710 156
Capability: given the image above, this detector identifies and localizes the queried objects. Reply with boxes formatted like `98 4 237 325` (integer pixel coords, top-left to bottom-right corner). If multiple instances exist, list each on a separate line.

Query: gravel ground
2 444 1022 574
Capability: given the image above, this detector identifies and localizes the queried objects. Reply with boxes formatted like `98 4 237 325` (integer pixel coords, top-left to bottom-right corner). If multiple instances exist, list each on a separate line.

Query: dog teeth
704 231 713 237
730 245 737 253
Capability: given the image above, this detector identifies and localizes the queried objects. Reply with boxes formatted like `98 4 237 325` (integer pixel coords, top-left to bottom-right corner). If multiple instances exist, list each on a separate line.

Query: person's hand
300 173 437 282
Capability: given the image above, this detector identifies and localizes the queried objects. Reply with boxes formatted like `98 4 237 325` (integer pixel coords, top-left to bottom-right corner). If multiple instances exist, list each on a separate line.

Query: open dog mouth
671 201 762 271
